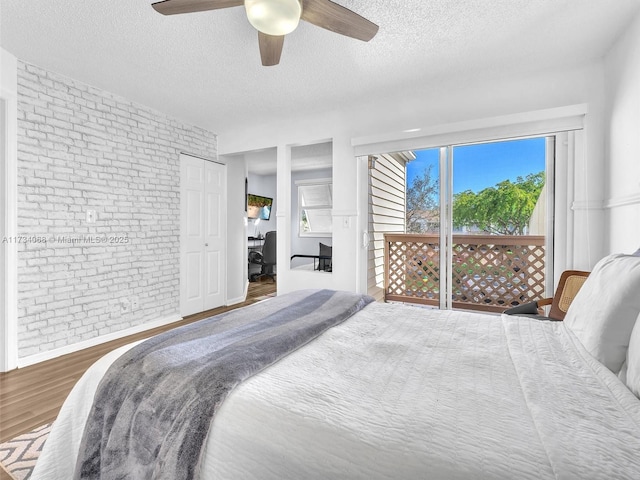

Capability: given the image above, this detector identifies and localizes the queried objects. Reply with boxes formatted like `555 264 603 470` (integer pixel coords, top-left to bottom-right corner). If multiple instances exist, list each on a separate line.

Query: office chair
249 230 277 282
503 270 590 320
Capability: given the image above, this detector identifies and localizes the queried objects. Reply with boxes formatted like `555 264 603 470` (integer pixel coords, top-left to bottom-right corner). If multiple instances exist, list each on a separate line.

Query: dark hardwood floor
0 281 276 445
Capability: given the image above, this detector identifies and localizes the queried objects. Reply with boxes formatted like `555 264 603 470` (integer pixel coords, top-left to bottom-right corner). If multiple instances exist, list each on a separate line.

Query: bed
32 254 640 480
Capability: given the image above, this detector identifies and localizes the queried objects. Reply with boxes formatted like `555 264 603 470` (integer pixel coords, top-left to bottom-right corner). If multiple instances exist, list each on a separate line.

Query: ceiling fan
151 0 378 66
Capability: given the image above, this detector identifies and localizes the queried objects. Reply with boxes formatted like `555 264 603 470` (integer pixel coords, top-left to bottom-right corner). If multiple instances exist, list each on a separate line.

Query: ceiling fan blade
259 32 285 66
301 0 378 42
152 0 243 15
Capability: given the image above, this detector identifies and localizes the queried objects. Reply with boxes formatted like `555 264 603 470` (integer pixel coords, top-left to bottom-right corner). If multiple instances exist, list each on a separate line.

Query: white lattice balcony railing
384 234 546 313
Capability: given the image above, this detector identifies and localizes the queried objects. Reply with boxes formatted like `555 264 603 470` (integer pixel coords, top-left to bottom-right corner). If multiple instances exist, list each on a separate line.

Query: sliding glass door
380 136 552 312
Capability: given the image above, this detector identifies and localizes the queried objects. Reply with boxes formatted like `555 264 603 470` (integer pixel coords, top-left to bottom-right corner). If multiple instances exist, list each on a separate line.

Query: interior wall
223 154 247 304
219 62 609 294
604 12 640 254
14 60 218 362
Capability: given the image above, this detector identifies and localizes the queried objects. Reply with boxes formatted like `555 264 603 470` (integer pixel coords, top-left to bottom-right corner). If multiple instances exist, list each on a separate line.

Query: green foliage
406 165 439 233
452 172 545 235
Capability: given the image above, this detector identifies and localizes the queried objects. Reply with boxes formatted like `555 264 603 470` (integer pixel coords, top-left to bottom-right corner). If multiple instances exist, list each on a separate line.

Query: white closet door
203 160 226 310
180 154 226 316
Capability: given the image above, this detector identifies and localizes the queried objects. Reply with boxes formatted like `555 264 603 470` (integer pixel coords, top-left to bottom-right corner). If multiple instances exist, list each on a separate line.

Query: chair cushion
564 253 640 373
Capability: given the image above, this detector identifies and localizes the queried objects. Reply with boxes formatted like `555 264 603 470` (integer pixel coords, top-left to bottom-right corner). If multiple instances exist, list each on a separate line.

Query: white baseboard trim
226 282 248 306
16 313 183 368
243 281 250 302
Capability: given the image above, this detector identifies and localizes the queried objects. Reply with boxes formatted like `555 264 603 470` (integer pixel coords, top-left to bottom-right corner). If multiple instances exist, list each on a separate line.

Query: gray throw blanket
74 289 373 480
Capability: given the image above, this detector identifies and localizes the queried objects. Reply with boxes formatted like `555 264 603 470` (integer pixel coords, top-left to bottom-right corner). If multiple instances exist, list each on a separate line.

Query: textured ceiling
1 0 639 136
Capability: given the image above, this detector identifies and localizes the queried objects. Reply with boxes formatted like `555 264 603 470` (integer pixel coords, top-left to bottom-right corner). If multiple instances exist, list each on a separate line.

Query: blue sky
406 137 546 194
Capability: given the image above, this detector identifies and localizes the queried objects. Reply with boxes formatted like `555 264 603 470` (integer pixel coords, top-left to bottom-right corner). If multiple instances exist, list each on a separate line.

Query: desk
290 254 332 272
248 236 264 250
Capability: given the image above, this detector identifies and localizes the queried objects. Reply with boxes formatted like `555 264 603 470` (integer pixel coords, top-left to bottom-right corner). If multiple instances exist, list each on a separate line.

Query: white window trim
296 177 333 238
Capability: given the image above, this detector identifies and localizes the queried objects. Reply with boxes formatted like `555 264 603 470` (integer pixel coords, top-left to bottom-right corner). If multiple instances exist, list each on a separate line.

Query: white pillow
624 313 640 397
564 253 640 373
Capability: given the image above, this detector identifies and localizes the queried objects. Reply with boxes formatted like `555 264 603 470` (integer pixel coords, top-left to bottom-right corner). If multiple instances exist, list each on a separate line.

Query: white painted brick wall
16 61 217 358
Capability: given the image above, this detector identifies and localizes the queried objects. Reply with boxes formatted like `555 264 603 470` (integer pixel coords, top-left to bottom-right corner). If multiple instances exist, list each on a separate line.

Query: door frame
355 106 587 304
1 84 18 372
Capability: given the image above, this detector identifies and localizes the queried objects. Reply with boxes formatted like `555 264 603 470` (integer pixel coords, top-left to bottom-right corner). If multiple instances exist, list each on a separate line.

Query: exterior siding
367 153 409 301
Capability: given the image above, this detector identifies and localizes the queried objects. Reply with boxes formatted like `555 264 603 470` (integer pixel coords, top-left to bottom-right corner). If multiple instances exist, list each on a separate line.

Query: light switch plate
86 209 97 223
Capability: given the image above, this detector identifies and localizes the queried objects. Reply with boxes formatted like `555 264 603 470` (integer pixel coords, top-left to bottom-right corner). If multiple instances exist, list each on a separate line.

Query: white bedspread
32 302 640 479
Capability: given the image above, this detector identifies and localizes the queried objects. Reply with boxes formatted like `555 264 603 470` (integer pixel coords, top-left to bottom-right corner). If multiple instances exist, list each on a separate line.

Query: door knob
205 243 209 247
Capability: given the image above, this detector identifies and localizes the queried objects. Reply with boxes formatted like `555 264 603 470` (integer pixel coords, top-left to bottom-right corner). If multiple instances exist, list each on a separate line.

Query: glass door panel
383 149 441 306
450 138 548 312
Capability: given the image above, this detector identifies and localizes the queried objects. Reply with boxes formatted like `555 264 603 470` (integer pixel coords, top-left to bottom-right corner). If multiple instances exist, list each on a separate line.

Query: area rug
0 423 51 480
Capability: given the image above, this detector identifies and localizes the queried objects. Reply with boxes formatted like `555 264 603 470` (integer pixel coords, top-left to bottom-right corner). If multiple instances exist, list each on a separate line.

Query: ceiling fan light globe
245 0 301 36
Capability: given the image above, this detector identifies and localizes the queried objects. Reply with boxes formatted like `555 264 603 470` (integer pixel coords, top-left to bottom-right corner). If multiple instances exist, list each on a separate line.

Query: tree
452 172 545 235
406 165 439 233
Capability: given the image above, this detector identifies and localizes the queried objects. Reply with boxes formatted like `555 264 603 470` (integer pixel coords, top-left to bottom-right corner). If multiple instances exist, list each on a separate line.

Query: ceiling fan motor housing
245 0 302 36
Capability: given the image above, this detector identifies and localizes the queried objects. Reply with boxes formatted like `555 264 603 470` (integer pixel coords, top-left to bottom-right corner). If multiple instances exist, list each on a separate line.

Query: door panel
186 190 203 236
181 156 206 315
206 192 221 237
205 250 221 301
185 252 203 300
180 154 226 316
204 161 225 310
